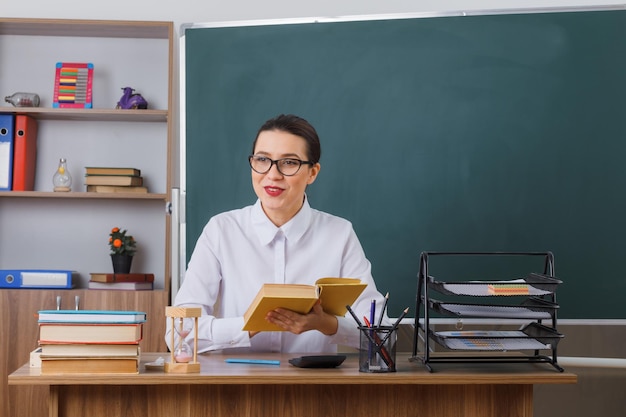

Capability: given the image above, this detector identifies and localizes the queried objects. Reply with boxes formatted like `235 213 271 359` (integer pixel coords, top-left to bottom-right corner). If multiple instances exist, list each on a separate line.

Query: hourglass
165 306 201 373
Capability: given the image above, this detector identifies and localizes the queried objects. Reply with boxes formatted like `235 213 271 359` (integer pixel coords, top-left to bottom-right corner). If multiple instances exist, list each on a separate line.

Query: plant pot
111 254 133 274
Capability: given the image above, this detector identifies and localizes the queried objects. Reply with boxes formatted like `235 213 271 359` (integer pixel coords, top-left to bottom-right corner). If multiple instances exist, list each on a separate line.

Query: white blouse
168 198 387 354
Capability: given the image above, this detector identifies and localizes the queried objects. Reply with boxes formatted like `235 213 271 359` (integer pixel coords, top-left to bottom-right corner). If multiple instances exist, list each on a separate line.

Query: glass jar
52 158 72 192
4 92 40 107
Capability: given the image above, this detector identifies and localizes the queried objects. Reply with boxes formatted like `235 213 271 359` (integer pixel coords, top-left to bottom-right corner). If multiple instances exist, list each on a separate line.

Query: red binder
12 115 38 191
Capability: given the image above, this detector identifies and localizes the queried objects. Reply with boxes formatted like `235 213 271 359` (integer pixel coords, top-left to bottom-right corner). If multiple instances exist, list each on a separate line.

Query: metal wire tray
427 297 558 319
427 272 562 296
431 322 563 351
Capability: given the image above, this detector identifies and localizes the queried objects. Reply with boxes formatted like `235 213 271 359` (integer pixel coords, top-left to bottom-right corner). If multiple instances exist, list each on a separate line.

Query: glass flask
52 158 72 192
4 92 40 107
173 317 194 363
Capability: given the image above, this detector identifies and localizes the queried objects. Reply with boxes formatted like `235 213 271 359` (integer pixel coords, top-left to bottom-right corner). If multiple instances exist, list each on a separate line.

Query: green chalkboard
183 9 626 319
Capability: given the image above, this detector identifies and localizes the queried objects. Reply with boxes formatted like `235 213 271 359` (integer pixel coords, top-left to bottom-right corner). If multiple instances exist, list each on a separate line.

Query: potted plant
109 227 137 273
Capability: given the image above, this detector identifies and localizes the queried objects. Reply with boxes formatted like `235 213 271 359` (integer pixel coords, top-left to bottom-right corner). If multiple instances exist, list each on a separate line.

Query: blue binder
0 114 15 191
0 269 75 289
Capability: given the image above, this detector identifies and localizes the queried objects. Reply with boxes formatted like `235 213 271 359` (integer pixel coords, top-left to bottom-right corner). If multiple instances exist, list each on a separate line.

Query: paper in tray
431 323 563 351
437 337 550 351
431 302 554 319
427 297 558 319
428 273 561 297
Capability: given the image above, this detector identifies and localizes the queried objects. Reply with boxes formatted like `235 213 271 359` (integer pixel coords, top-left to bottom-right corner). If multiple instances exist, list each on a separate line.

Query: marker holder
358 325 397 373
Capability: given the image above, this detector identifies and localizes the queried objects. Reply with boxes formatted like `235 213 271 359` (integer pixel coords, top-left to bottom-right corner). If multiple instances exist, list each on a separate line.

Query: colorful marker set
53 62 94 108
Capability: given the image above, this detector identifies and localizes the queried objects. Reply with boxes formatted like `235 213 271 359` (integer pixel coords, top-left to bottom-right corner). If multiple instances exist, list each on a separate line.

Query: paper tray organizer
410 252 565 372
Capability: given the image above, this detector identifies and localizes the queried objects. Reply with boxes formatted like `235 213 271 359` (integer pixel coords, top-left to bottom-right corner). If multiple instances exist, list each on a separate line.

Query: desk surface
9 352 577 386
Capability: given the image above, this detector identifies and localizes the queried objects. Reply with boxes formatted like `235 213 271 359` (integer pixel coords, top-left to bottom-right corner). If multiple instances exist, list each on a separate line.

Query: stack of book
88 272 155 290
37 309 146 374
84 166 148 193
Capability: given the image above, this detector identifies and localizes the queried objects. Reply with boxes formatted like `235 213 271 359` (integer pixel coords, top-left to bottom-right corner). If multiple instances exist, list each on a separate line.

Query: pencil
345 304 364 327
380 307 409 347
377 292 389 327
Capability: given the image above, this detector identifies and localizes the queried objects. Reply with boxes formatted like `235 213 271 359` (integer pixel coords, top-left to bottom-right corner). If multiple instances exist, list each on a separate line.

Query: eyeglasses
248 155 313 176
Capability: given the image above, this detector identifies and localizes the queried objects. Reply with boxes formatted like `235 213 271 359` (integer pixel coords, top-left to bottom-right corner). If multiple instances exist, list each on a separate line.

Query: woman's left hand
265 301 338 335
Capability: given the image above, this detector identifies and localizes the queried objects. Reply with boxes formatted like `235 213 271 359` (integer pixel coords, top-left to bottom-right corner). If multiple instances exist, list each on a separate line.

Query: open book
243 278 367 331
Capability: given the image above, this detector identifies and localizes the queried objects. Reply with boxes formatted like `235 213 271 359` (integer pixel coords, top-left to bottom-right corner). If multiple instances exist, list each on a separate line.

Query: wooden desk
9 352 576 417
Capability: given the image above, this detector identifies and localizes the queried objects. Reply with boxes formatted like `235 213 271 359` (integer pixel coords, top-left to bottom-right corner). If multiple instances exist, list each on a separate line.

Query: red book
12 115 38 191
89 273 155 283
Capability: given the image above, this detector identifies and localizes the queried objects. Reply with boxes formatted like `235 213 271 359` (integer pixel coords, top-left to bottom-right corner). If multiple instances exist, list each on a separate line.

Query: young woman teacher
167 114 387 353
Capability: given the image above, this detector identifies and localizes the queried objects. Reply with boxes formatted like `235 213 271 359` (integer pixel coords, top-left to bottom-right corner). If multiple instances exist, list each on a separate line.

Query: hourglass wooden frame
165 306 201 373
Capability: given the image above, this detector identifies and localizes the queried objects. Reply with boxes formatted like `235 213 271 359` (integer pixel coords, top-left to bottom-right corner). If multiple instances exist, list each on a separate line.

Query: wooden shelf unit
0 17 174 417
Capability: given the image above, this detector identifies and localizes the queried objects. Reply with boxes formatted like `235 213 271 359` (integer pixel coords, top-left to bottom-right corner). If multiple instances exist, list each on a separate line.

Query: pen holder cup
358 325 397 373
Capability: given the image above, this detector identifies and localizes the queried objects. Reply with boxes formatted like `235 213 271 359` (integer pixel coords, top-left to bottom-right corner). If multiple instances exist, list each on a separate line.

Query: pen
368 300 375 364
225 358 280 365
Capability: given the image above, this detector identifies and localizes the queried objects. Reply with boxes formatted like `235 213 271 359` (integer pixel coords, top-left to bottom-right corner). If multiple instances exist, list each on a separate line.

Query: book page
316 278 367 316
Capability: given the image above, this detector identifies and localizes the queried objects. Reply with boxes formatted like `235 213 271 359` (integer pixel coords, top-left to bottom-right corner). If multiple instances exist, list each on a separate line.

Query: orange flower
108 227 137 256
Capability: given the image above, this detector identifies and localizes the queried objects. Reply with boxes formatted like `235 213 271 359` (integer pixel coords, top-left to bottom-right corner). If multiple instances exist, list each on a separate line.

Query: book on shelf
84 175 143 186
40 342 140 357
89 272 155 283
88 281 153 290
86 185 148 194
243 277 367 332
85 167 141 176
41 356 139 374
39 322 143 344
38 309 146 324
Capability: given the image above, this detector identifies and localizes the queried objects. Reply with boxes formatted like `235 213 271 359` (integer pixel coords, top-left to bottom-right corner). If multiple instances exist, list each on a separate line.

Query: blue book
38 309 147 324
0 114 15 191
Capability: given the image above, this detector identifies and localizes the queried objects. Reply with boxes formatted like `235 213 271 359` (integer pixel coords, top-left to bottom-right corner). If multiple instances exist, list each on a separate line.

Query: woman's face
251 129 320 227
